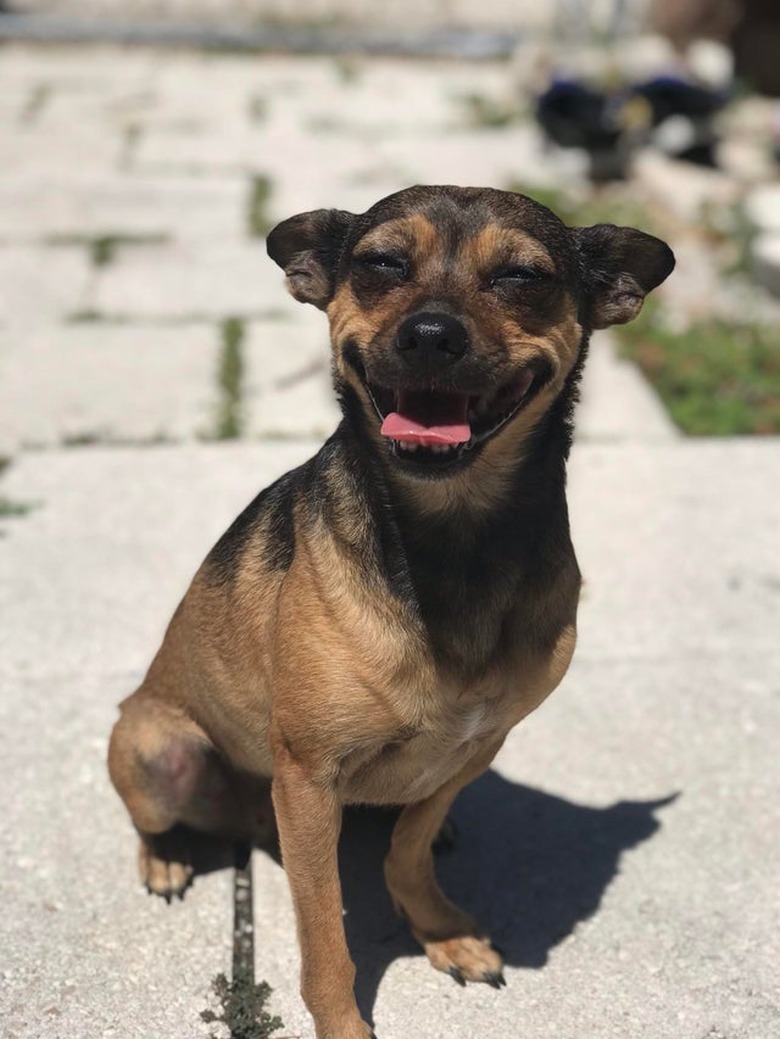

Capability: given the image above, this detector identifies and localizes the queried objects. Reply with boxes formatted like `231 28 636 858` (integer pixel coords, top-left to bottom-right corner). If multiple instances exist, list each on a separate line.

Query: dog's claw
449 967 467 987
485 970 506 989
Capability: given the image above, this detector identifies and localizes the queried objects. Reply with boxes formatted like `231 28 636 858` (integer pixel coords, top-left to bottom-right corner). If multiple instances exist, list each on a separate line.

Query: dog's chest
339 683 510 806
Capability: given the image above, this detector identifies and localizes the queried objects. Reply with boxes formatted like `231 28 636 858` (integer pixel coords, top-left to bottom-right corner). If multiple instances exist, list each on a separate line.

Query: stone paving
0 43 668 454
1 41 778 1039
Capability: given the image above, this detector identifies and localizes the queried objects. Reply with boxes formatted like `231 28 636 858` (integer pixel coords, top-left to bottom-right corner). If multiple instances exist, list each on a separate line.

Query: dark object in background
732 0 780 96
632 75 728 166
536 75 729 181
649 0 780 97
648 0 742 51
536 79 640 181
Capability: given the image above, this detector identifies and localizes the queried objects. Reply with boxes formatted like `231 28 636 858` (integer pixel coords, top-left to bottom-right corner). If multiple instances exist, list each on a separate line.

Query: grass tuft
214 316 246 440
247 175 274 238
248 95 268 123
505 181 662 236
0 496 34 518
20 83 51 124
615 301 780 435
201 973 283 1039
47 232 169 269
460 92 523 128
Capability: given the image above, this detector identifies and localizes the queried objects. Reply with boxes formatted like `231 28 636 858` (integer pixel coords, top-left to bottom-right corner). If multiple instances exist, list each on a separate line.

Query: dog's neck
317 375 581 675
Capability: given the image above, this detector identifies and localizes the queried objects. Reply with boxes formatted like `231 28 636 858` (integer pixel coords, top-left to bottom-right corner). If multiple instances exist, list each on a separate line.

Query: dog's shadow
338 770 676 1028
178 769 675 1030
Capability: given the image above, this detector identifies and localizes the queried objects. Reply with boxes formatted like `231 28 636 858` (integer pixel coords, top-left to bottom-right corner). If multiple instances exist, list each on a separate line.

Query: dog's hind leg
384 740 506 988
108 693 260 899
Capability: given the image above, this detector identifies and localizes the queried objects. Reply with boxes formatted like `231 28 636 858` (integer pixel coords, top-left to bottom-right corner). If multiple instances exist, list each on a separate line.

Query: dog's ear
266 208 356 309
574 224 675 329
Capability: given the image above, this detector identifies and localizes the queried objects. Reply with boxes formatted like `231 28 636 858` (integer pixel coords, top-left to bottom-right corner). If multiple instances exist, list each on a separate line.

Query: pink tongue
380 390 471 446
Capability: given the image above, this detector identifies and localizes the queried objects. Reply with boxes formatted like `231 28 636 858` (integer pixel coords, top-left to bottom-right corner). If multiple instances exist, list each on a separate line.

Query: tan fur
109 187 672 1039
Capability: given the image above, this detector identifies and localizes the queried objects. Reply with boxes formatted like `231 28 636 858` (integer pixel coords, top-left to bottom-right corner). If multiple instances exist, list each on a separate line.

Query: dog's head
268 186 674 483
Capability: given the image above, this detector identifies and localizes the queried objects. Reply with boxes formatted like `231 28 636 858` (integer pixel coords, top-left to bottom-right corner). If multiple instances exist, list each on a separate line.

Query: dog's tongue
380 390 471 446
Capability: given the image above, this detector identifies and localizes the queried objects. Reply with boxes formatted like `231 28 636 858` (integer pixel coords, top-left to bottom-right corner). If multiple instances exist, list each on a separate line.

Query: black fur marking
205 468 300 585
306 426 419 613
395 446 576 673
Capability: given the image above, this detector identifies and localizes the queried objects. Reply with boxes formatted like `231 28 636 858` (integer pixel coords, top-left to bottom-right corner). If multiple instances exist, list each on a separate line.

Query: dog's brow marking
356 213 440 263
464 226 555 272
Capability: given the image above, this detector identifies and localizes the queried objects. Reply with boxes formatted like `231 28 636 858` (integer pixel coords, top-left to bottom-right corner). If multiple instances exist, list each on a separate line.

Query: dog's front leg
384 740 505 987
272 750 372 1039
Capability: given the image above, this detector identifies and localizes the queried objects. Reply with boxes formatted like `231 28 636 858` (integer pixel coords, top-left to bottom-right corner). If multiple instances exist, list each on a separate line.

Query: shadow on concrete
338 771 677 1029
167 770 675 1032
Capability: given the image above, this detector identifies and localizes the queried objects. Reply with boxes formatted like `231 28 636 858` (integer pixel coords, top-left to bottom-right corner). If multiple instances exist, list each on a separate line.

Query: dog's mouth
364 365 547 470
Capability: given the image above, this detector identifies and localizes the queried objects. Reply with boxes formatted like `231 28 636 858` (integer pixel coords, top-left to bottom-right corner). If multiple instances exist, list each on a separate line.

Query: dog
108 185 674 1039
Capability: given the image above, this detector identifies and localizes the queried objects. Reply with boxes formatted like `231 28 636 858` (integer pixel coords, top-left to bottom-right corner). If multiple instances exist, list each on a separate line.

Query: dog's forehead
351 185 574 268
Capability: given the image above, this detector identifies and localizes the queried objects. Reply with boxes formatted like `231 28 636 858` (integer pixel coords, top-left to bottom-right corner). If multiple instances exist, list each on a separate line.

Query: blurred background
0 0 778 453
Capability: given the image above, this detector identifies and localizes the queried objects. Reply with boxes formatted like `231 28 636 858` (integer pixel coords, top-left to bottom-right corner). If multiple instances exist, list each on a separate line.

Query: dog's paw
138 837 193 902
423 934 505 988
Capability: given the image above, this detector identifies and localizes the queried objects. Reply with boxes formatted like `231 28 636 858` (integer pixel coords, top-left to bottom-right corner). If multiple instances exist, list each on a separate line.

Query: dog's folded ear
267 208 355 309
574 224 675 329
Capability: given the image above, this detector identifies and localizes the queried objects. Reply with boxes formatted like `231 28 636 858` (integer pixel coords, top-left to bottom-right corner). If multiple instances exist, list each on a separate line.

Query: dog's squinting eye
353 252 410 277
489 265 552 288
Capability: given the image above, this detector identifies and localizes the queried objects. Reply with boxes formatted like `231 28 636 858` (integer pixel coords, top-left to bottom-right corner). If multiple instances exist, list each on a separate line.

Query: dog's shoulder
203 459 308 587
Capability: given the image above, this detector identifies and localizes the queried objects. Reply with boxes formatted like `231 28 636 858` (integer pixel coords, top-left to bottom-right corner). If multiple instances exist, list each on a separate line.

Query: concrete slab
0 86 38 123
0 42 160 84
0 439 777 1038
0 245 92 329
0 671 234 1039
576 331 679 442
90 241 278 320
0 119 124 176
379 125 586 196
0 173 246 243
1 323 218 449
244 312 340 440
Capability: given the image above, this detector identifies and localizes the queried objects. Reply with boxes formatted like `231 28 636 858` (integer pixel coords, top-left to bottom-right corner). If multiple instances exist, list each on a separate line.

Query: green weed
20 83 51 124
248 95 268 123
214 316 246 440
247 175 274 238
46 232 169 269
505 181 661 234
0 496 34 518
333 57 362 84
615 301 780 435
201 973 282 1039
460 92 523 129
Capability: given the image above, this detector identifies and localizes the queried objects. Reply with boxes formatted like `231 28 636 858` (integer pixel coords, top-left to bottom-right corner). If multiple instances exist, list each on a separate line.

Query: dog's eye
489 265 552 288
353 252 409 277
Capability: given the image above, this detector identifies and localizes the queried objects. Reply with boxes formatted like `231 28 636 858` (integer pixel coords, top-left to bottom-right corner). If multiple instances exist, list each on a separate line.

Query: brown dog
108 185 674 1039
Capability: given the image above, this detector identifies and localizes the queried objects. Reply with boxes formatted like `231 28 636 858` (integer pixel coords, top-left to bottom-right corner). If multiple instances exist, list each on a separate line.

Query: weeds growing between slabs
614 301 780 436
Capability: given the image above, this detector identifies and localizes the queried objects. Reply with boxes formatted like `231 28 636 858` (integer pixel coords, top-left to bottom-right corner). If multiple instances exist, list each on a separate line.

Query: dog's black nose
396 312 468 373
